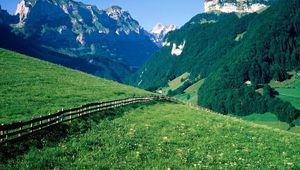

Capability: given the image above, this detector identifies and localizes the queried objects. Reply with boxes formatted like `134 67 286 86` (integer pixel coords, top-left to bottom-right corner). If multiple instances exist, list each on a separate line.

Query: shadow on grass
0 101 160 163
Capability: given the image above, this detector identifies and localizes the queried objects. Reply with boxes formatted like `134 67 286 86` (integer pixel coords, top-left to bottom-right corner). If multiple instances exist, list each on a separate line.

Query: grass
182 79 205 104
271 72 300 128
160 78 205 105
269 71 300 109
247 72 300 132
2 102 300 169
160 72 190 95
233 113 300 134
0 48 150 124
172 79 205 104
269 71 298 88
184 79 205 94
168 72 190 89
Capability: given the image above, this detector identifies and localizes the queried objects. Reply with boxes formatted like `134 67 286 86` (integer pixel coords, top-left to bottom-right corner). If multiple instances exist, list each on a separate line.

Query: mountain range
0 0 159 82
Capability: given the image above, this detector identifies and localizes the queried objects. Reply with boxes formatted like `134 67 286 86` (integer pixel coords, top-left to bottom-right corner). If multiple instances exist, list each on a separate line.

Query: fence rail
0 96 176 144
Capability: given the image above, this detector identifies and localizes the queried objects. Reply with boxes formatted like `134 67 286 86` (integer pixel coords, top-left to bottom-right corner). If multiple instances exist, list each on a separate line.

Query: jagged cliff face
14 0 157 68
204 0 272 13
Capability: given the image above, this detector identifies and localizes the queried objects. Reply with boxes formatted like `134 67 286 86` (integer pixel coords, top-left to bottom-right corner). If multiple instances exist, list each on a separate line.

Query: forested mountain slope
199 0 300 124
131 0 300 124
130 13 255 90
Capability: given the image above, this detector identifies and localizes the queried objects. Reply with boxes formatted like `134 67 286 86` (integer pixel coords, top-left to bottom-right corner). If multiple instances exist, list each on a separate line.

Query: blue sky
0 0 204 30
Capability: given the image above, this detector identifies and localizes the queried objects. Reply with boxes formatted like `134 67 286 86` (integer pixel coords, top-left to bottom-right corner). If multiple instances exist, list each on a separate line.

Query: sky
0 0 204 30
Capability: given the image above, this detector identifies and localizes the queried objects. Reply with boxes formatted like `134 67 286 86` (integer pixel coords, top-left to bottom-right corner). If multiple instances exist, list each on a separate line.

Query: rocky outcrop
204 0 272 13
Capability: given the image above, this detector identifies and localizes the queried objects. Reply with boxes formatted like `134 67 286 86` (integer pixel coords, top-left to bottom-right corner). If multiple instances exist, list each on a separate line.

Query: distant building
245 80 252 85
158 90 163 94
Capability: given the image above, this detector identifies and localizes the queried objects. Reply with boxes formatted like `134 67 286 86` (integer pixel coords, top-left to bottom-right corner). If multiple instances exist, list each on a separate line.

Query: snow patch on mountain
76 33 85 45
62 4 69 14
15 0 29 27
106 6 124 20
162 41 171 47
171 41 186 56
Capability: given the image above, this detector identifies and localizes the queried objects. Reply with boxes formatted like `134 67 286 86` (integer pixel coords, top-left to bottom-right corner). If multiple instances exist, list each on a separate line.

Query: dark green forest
129 12 256 90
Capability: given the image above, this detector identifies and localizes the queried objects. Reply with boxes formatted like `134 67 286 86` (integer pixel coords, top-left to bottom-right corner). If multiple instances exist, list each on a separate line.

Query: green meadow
2 102 300 169
0 48 150 124
270 71 300 109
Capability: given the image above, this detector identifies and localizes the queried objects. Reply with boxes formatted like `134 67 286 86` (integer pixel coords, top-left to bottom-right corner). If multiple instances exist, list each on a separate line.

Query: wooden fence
0 96 176 144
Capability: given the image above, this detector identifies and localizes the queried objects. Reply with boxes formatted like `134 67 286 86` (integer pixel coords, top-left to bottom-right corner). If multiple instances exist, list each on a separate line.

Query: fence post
0 124 3 142
5 130 8 141
61 108 64 122
30 122 33 133
69 111 72 122
39 115 42 130
56 113 59 123
18 121 22 137
48 113 51 125
79 106 82 117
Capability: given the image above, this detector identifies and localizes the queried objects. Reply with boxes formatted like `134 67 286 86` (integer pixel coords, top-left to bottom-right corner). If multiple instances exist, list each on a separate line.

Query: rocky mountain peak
105 6 124 20
204 0 272 13
15 0 30 25
149 23 176 47
150 23 176 35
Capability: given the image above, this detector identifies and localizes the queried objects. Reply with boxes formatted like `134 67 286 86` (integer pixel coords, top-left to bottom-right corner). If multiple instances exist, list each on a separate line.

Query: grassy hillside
0 48 150 124
234 113 300 134
2 102 300 169
271 73 300 109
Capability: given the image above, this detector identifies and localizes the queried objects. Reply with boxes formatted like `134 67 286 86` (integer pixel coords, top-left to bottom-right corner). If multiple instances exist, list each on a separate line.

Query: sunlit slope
0 48 150 124
3 102 300 169
270 72 300 109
